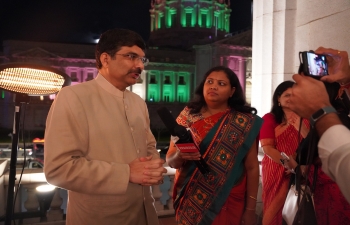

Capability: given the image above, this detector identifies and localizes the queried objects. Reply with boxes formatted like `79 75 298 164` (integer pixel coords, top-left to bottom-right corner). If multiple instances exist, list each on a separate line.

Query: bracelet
249 196 257 201
245 207 255 211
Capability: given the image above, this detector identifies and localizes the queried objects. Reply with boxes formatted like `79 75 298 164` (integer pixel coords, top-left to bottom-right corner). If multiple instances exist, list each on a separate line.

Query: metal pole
5 94 29 225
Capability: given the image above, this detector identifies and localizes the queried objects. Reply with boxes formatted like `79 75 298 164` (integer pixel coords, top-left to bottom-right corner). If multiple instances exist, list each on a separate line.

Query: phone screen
306 52 328 76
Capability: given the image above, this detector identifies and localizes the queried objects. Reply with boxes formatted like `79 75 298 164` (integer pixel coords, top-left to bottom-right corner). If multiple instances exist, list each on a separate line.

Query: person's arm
44 88 130 195
241 141 259 225
44 88 165 195
260 113 285 165
318 124 350 203
261 145 284 164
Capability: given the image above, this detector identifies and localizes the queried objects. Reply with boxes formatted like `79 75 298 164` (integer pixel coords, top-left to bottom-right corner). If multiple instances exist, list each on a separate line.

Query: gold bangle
249 196 257 201
246 207 255 211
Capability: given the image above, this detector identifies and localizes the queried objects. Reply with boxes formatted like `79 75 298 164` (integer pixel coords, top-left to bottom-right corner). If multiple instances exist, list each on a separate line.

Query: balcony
0 151 264 225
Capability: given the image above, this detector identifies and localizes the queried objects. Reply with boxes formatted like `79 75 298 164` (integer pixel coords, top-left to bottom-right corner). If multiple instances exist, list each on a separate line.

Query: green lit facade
146 68 192 103
150 0 231 32
147 0 231 105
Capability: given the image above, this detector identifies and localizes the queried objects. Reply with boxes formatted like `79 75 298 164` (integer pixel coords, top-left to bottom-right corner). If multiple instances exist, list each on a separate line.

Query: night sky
0 0 251 47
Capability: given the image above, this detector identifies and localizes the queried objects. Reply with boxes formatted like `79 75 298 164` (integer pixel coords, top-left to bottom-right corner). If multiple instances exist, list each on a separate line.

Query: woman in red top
259 81 310 225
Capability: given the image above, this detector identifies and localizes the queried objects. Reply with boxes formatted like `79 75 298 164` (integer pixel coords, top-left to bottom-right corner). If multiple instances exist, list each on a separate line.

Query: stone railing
0 160 176 225
0 150 264 225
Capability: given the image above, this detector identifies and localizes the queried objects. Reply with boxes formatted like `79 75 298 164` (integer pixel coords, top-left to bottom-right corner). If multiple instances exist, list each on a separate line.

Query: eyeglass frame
115 53 149 66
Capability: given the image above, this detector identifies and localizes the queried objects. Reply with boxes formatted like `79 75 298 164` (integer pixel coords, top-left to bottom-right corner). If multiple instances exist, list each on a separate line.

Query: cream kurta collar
95 73 126 98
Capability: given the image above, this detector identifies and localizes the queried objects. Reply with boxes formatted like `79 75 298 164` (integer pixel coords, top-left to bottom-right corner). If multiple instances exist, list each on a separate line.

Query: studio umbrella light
0 63 71 225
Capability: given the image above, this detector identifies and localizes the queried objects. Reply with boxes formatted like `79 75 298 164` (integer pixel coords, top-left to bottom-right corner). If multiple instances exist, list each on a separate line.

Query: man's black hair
95 28 146 69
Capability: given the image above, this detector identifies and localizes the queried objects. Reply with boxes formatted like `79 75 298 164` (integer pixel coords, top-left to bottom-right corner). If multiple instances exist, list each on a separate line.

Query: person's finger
315 47 338 56
292 73 304 83
139 155 153 162
144 169 167 176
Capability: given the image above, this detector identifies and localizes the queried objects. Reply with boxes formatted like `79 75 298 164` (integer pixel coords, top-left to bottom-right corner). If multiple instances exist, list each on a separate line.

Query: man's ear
100 53 109 67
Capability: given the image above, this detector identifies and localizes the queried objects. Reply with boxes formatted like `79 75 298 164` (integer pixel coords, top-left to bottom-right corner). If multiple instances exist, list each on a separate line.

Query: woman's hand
175 150 202 161
241 210 257 225
283 155 298 174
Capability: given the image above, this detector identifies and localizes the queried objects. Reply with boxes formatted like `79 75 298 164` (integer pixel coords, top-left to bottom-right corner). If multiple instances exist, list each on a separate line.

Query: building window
164 95 170 102
171 13 177 27
201 14 207 27
178 76 186 85
164 76 172 84
178 93 184 102
150 75 157 84
85 73 94 81
160 15 165 29
186 13 192 27
71 72 79 82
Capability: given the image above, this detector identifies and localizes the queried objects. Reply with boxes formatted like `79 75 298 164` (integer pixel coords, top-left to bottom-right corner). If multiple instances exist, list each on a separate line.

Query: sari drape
259 113 309 225
172 107 262 225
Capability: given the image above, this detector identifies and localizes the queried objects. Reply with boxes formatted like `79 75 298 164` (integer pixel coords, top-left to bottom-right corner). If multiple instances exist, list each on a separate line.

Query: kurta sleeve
144 102 159 159
44 87 129 195
259 113 277 147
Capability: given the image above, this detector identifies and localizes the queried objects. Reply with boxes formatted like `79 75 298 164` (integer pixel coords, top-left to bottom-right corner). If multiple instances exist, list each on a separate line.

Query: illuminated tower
149 0 231 49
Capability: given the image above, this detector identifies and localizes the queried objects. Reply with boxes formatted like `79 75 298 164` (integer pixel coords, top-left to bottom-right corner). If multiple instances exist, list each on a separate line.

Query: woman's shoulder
176 106 202 127
262 113 275 120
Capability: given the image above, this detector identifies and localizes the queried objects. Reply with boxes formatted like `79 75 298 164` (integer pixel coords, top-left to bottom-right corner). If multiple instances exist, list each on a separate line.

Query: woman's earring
278 102 281 106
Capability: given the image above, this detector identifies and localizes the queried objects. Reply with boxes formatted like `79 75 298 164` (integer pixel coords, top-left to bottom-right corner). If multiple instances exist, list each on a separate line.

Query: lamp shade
0 63 71 96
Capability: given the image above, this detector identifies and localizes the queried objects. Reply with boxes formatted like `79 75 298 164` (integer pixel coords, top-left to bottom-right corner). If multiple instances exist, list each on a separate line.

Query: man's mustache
128 68 142 74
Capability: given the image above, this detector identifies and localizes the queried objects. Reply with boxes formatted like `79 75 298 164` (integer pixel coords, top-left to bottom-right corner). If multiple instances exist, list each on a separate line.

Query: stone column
46 188 64 221
238 58 247 93
251 0 297 117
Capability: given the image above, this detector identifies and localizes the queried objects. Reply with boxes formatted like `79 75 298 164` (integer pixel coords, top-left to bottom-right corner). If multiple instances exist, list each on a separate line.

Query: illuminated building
0 0 252 135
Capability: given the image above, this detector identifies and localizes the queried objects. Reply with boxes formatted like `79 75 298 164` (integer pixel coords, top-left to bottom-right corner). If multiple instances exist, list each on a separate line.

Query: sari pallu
174 108 263 225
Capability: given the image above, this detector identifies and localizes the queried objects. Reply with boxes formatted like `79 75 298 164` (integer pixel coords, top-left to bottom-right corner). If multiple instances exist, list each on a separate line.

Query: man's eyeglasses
116 53 149 66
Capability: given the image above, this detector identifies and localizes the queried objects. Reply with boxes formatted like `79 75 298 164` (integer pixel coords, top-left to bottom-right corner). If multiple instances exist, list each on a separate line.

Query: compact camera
299 51 329 77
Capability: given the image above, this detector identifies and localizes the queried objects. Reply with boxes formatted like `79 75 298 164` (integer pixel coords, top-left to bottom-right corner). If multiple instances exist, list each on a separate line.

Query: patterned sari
259 112 309 225
172 107 262 225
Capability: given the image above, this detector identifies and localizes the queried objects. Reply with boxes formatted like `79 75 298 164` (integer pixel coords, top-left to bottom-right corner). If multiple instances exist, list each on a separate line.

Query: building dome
149 0 231 50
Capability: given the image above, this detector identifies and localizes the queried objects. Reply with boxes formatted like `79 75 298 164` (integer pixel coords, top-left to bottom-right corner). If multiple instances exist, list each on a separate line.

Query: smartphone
299 51 328 77
281 152 290 161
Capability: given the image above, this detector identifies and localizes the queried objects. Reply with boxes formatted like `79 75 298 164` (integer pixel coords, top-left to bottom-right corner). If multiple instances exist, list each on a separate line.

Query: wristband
310 106 336 127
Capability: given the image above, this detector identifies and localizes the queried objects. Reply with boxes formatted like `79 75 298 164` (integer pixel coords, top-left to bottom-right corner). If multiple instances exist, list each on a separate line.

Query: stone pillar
251 0 297 117
23 185 40 224
46 188 64 221
152 184 164 213
238 58 247 93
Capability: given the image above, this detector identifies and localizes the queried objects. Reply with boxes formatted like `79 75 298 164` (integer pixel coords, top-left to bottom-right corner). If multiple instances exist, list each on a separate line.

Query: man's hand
315 47 350 84
129 157 167 186
289 74 331 119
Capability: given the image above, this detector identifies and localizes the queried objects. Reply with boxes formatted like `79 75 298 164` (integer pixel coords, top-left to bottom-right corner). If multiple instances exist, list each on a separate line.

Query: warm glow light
36 184 56 192
0 63 70 96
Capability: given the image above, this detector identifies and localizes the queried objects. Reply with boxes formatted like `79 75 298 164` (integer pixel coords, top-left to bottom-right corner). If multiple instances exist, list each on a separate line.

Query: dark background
0 0 252 47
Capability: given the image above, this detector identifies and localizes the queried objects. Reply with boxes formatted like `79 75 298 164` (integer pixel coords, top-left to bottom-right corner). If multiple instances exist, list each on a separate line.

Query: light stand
0 63 70 225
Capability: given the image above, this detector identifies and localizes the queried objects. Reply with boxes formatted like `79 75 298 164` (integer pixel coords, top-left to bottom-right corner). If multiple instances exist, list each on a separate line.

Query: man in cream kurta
44 28 166 225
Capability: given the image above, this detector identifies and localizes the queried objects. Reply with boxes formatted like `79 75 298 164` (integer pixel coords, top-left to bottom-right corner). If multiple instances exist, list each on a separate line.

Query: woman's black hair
187 66 257 114
271 81 295 124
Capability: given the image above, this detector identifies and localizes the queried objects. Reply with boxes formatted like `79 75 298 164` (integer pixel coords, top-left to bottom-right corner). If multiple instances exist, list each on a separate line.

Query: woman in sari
166 66 263 225
259 81 310 225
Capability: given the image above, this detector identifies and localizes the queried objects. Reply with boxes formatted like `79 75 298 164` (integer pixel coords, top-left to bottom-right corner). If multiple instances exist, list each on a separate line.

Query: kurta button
131 127 133 131
137 149 140 153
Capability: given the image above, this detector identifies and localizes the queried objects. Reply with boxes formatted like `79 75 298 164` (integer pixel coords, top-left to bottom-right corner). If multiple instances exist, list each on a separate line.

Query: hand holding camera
300 51 329 77
315 47 350 85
